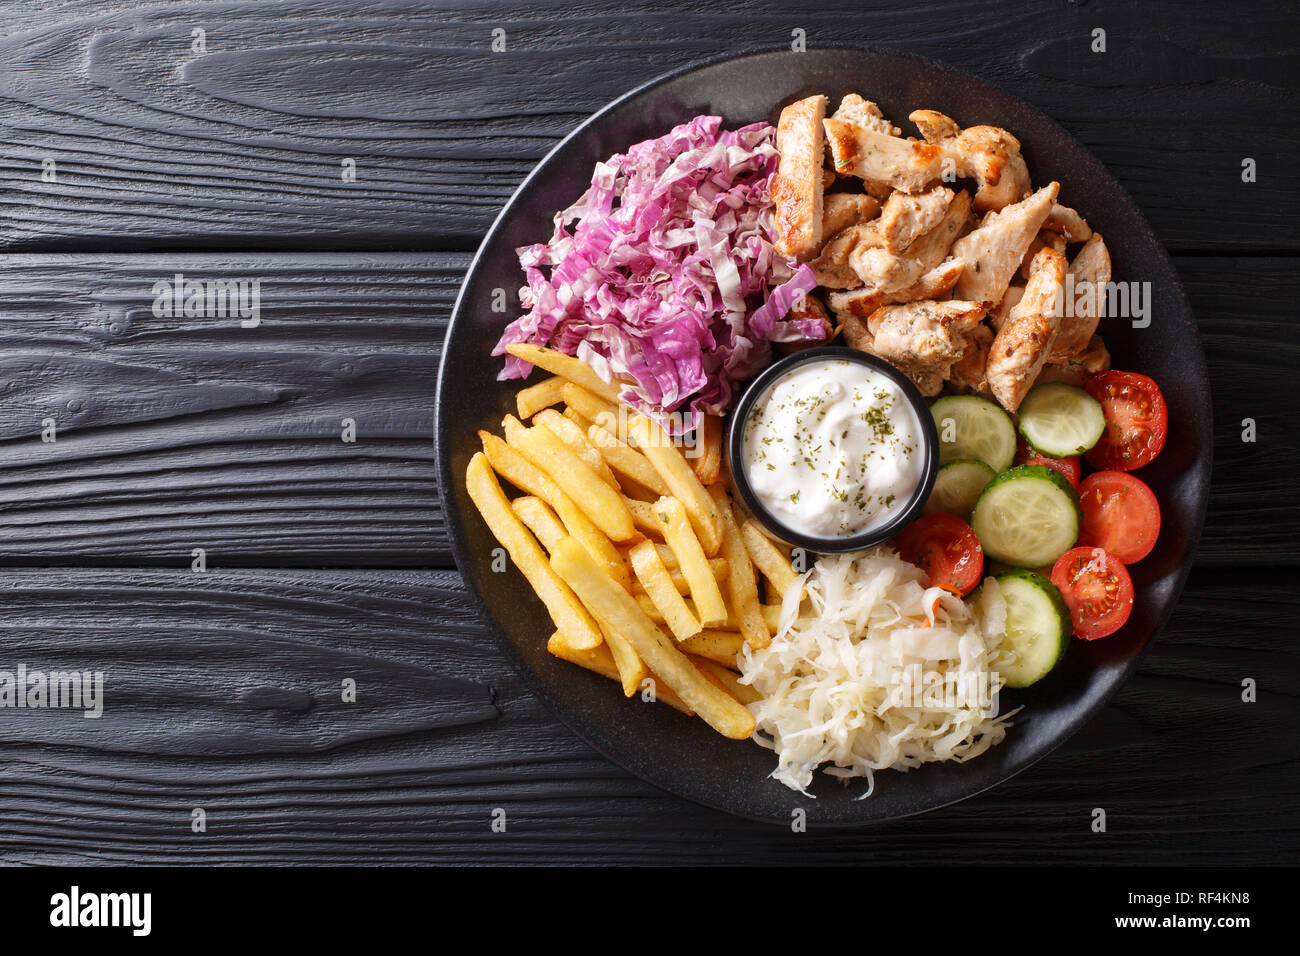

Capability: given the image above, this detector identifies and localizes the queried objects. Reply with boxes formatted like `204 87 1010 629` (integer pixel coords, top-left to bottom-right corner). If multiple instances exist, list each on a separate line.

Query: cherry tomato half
896 513 984 596
1015 436 1081 488
1050 546 1135 639
1084 371 1168 471
1078 471 1161 564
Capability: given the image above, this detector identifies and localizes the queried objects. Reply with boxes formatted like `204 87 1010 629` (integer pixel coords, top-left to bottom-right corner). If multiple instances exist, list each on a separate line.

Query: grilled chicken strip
823 118 945 193
985 247 1067 411
952 182 1059 308
948 323 995 396
1043 202 1093 243
809 222 876 289
1035 335 1111 387
850 189 971 293
826 258 965 323
829 95 903 198
878 186 954 252
832 94 901 136
908 110 1033 212
867 299 988 377
1019 230 1067 280
841 315 947 397
1049 232 1112 362
989 283 1026 333
772 95 828 259
818 193 882 249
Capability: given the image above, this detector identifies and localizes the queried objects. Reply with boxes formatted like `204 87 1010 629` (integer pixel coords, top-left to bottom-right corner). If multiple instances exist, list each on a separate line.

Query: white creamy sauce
742 359 924 538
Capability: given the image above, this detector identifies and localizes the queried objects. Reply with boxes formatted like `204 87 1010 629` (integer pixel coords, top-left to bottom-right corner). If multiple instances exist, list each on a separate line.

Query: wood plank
0 253 451 566
0 566 1290 864
0 0 1295 252
0 252 1292 566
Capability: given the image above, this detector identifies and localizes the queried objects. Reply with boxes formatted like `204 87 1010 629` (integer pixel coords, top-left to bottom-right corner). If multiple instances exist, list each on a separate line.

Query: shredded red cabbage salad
492 114 824 431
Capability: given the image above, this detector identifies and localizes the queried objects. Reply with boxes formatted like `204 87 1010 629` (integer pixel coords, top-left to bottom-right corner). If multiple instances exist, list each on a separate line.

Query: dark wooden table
0 0 1295 865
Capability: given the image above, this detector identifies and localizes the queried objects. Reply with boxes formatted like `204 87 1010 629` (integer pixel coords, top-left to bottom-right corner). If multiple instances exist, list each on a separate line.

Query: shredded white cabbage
739 547 1019 797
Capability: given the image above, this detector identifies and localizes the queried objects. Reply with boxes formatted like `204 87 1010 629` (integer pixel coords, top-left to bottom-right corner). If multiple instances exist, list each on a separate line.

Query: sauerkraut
739 547 1018 796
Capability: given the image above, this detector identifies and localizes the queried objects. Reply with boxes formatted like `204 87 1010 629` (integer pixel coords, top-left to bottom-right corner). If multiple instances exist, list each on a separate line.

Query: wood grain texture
0 253 451 566
0 0 1293 867
0 253 1293 567
0 566 1291 864
0 0 1295 252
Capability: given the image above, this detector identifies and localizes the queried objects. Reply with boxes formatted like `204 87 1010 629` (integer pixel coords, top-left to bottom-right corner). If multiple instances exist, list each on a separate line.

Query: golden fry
561 383 620 434
511 496 567 553
515 375 566 420
533 409 619 488
741 519 800 600
693 657 762 706
630 558 729 597
595 614 649 697
479 430 630 588
515 424 636 542
680 629 745 668
550 538 755 739
548 631 691 715
586 424 670 496
634 414 723 555
626 497 667 538
505 343 622 403
710 485 771 650
465 453 602 649
691 413 723 486
628 540 702 642
655 496 728 627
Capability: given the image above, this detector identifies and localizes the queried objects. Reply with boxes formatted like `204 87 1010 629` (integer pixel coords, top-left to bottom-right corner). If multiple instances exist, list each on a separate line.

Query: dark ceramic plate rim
725 345 940 553
436 45 1212 826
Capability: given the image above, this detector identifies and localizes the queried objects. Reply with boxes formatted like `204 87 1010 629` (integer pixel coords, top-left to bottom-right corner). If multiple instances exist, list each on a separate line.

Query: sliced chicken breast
772 95 829 259
1049 233 1112 361
952 182 1059 308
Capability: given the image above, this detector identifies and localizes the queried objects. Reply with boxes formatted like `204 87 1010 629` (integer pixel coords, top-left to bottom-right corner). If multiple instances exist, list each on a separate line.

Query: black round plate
435 47 1212 825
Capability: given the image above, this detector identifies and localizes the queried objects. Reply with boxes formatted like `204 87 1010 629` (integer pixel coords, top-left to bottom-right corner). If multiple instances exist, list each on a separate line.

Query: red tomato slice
1050 546 1135 639
896 513 983 596
1015 436 1081 488
1084 371 1168 471
1078 471 1161 564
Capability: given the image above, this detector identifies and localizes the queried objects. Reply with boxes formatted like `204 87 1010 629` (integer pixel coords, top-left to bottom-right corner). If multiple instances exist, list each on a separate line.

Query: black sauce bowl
726 346 939 554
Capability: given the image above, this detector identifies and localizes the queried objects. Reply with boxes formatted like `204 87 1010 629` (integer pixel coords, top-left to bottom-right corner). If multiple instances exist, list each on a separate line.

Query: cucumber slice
995 570 1071 688
1017 383 1106 458
971 465 1080 568
924 459 996 519
930 395 1017 472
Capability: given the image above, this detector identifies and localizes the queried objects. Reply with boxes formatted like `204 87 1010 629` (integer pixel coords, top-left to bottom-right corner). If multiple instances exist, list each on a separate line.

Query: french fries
506 343 622 403
465 453 603 650
628 558 728 597
586 424 670 496
692 413 723 486
511 495 567 553
654 496 729 627
694 658 762 705
550 538 755 739
515 374 566 420
741 519 800 599
632 413 723 555
548 632 691 715
628 540 702 642
463 350 798 742
561 382 620 433
711 484 771 650
680 629 745 668
533 409 619 488
514 423 636 542
479 430 630 589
